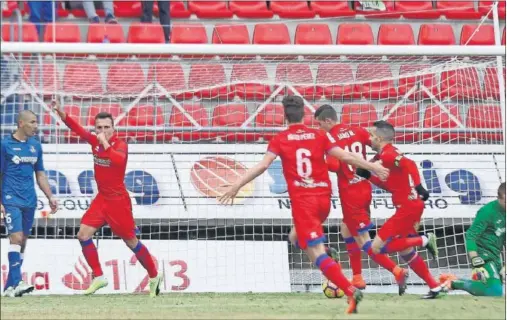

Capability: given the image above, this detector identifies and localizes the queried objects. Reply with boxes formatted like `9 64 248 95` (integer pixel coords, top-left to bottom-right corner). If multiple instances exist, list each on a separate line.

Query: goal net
1 41 505 294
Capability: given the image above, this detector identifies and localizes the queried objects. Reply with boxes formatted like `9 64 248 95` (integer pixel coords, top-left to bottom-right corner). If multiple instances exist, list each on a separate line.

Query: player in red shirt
219 96 389 314
52 100 161 297
314 105 409 294
355 120 443 299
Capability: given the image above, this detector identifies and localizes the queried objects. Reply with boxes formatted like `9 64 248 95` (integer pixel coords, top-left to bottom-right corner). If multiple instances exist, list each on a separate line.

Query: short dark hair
94 112 114 125
373 120 395 142
314 104 338 121
282 96 304 124
499 182 506 197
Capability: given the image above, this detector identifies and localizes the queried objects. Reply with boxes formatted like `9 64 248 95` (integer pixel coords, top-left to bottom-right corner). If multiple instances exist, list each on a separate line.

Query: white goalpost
0 40 505 294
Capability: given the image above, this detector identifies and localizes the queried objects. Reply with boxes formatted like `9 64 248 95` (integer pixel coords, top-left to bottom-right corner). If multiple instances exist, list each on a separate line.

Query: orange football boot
351 274 366 290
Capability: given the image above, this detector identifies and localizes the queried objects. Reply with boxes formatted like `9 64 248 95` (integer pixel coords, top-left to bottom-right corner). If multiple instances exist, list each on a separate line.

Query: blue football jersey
0 134 45 208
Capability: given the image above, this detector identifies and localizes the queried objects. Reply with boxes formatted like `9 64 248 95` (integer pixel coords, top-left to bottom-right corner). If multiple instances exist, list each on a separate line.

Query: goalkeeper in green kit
440 182 505 296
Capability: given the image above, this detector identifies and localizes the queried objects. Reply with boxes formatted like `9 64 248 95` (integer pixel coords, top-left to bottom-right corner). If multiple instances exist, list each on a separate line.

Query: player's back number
344 141 363 172
296 148 312 178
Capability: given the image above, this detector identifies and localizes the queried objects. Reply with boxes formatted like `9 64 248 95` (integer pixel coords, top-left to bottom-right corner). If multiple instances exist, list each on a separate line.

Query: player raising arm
314 105 409 294
440 182 505 296
1 110 58 297
355 120 443 299
218 96 389 314
52 99 162 297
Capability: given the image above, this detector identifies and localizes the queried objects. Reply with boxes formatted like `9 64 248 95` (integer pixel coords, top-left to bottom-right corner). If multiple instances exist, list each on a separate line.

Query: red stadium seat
127 23 164 43
106 63 146 95
212 104 257 142
188 64 232 99
229 1 274 18
171 24 208 44
169 1 192 18
355 64 398 100
303 106 320 128
398 64 439 100
436 1 482 19
418 24 456 45
253 23 290 44
355 0 400 18
378 24 415 45
1 22 38 42
119 105 164 142
394 1 441 19
86 104 123 127
466 104 503 143
270 1 315 18
169 104 213 142
126 1 191 18
2 1 18 18
336 23 374 45
230 64 271 100
44 105 82 143
114 1 142 17
422 105 465 143
382 104 420 143
255 103 285 141
483 67 506 100
341 104 378 127
147 63 192 100
275 63 316 99
310 1 355 17
479 1 506 19
63 63 104 96
188 1 234 18
43 23 80 42
316 63 355 99
294 23 332 45
440 67 482 100
23 63 59 94
460 24 495 45
87 24 125 43
212 24 250 44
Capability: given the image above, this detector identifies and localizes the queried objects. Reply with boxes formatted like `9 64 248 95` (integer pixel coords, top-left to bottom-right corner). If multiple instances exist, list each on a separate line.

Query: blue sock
6 244 22 289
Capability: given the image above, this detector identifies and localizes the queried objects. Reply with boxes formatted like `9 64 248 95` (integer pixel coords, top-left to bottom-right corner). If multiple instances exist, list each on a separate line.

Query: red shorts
339 182 373 236
81 193 137 240
292 195 331 250
377 199 424 241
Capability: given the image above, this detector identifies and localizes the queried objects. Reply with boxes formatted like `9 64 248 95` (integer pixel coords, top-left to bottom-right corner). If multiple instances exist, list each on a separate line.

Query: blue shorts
3 205 36 235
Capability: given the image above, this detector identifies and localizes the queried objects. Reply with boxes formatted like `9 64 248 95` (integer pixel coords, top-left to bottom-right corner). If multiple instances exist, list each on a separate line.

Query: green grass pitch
1 293 505 319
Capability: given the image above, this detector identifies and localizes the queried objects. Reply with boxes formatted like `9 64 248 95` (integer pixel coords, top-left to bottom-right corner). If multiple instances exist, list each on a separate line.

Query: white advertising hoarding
32 144 504 220
0 239 291 295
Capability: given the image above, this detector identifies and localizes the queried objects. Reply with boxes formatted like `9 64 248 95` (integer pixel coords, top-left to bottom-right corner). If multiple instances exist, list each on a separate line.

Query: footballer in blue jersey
0 110 58 297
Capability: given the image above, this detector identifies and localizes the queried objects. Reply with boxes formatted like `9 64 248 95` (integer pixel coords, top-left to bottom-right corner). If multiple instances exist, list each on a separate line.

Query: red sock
383 237 423 253
316 254 355 297
133 242 158 278
366 247 397 272
80 239 103 277
344 237 362 276
402 251 439 289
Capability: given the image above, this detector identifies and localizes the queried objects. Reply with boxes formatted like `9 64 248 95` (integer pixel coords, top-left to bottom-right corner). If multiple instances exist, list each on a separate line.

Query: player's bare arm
328 147 389 181
218 151 277 205
35 171 58 213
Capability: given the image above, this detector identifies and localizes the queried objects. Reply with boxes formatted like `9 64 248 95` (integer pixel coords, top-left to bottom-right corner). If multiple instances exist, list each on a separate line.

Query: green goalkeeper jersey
466 200 506 271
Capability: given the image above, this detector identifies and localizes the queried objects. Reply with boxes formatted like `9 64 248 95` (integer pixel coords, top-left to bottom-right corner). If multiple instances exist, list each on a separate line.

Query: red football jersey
327 124 371 189
64 116 129 199
372 144 420 205
267 124 335 198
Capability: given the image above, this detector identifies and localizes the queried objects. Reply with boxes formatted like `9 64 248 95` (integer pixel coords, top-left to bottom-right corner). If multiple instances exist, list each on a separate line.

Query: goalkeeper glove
471 256 489 283
415 184 430 201
355 168 371 180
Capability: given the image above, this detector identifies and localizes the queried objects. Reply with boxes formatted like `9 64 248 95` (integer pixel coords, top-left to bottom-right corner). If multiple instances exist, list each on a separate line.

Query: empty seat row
22 62 505 101
3 22 506 46
3 1 505 20
35 103 502 143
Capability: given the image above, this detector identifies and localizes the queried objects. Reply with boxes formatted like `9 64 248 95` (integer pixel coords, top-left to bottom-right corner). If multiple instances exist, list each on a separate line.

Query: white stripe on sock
9 244 21 253
20 253 24 260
